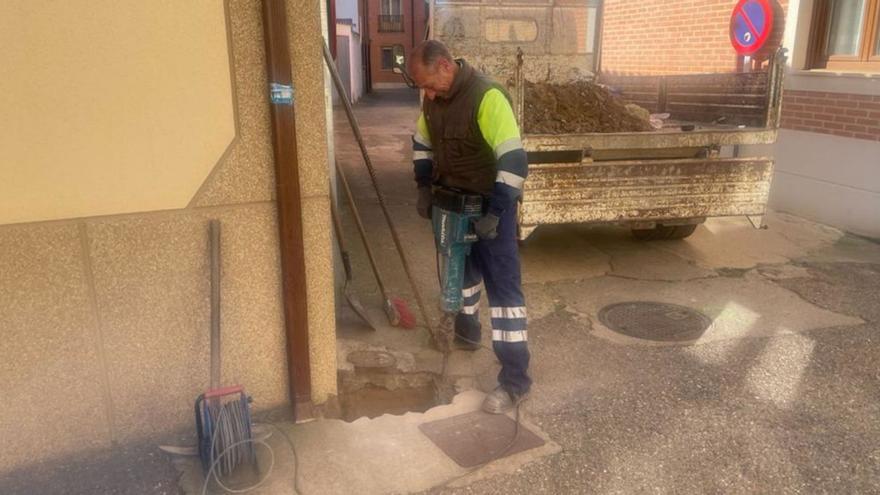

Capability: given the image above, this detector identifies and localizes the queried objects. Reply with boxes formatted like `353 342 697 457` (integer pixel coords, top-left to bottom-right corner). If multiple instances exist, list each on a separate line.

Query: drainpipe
329 0 337 59
261 0 313 421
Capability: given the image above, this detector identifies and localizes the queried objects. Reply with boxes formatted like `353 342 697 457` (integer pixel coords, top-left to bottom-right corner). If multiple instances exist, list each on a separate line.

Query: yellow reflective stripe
416 112 431 147
477 88 521 153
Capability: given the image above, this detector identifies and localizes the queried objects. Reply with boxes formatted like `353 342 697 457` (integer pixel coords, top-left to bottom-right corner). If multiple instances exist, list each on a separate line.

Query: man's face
409 58 456 101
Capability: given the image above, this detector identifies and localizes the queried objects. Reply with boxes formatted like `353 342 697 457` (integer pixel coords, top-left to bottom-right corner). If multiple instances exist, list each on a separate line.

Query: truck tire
631 224 698 241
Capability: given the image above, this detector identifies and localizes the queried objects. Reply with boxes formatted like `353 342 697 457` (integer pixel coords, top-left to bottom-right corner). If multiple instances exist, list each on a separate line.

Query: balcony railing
378 14 404 33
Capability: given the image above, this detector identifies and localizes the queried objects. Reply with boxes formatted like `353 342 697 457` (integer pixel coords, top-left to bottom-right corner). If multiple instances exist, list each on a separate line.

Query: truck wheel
631 224 698 241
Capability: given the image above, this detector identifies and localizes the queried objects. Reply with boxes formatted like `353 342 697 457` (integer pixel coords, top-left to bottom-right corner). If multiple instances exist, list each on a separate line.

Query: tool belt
432 186 485 216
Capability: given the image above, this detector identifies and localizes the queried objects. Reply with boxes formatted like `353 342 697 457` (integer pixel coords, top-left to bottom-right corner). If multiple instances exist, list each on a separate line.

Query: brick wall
781 91 880 142
601 0 787 75
598 0 880 143
366 0 428 85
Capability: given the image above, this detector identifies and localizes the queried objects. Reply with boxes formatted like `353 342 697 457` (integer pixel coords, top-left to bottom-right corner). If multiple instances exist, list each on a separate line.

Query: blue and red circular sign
729 0 774 55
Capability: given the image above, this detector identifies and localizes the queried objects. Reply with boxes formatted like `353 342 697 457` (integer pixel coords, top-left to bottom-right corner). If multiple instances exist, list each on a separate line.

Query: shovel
330 188 378 330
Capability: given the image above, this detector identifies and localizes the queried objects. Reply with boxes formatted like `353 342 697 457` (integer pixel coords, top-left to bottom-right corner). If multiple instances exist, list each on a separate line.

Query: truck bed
515 50 785 153
523 126 777 152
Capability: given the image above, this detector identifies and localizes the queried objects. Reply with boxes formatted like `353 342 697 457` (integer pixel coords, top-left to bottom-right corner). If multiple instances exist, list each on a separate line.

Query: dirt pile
523 80 654 134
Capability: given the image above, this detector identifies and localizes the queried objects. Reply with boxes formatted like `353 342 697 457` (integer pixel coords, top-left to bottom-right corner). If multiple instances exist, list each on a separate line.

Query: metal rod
209 219 221 391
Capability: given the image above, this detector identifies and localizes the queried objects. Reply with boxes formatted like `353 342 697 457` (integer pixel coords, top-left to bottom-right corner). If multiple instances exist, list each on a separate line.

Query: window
382 47 393 70
380 0 401 15
378 0 403 32
381 45 404 70
810 0 880 71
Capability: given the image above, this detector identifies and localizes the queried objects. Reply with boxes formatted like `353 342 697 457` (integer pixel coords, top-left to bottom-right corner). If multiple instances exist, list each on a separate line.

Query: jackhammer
431 188 483 315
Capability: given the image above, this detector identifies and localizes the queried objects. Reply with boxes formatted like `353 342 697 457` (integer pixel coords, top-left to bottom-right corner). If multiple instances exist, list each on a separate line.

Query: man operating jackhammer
408 40 531 414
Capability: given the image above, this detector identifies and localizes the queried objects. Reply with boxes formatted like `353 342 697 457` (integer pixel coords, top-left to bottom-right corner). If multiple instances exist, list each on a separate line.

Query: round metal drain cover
598 302 712 342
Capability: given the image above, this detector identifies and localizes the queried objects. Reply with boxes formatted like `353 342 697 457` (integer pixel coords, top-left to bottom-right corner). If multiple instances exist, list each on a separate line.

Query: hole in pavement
339 382 441 422
337 350 452 422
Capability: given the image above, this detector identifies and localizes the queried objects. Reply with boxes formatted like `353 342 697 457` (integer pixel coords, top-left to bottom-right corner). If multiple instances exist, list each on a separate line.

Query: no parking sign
729 0 774 56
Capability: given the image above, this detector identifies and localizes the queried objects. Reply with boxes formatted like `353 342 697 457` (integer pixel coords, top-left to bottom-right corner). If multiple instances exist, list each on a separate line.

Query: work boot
482 387 525 414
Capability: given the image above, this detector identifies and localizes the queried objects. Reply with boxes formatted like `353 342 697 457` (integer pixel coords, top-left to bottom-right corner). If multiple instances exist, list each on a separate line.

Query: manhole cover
598 301 712 342
419 411 545 467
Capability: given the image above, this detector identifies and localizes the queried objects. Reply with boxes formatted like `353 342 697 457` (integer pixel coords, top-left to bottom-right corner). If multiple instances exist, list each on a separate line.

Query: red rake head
385 297 416 329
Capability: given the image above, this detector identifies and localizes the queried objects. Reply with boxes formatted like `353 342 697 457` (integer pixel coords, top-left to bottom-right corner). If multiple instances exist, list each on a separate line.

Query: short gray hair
411 40 454 70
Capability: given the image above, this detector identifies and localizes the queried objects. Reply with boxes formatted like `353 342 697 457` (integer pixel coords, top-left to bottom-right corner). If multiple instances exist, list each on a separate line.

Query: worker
408 40 531 414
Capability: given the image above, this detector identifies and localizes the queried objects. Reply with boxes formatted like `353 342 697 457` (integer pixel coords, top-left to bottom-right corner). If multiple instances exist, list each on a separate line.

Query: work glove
416 187 432 219
472 213 500 240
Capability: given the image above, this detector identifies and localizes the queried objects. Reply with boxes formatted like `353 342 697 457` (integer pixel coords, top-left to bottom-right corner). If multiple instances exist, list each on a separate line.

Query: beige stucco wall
0 0 336 475
0 0 235 224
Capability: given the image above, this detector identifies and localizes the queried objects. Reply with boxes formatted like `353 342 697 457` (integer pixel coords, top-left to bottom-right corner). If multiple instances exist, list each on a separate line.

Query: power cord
433 247 527 473
200 404 275 495
198 403 303 495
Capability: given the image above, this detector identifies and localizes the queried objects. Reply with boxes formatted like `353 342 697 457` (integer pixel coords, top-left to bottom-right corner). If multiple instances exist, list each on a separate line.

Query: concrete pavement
5 88 878 495
20 88 877 495
330 89 880 494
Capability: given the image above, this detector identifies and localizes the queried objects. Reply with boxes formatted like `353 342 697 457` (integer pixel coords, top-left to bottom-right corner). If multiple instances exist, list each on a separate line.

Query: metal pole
209 219 221 391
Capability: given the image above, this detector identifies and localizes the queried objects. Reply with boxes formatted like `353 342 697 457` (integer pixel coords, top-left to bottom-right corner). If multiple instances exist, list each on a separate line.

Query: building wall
601 0 788 75
747 0 880 237
334 23 366 104
337 0 361 31
0 1 235 224
600 0 878 237
432 0 600 84
367 0 429 86
759 129 880 237
0 0 337 477
781 90 880 142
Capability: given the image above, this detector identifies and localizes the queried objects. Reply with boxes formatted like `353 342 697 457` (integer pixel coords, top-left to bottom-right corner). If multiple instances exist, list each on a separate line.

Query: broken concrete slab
756 263 812 280
798 233 880 265
652 212 842 270
176 391 560 495
774 262 880 324
553 275 862 348
603 244 717 282
520 224 610 284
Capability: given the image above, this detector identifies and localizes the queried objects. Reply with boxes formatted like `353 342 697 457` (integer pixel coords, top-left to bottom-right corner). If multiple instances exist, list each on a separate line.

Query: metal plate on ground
598 301 713 342
419 411 545 468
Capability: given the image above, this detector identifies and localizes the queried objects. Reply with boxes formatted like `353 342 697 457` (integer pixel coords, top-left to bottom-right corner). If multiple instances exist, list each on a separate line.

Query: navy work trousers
455 206 531 396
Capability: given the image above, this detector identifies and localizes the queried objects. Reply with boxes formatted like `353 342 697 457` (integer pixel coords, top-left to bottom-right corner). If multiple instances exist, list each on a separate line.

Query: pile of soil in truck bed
522 80 654 134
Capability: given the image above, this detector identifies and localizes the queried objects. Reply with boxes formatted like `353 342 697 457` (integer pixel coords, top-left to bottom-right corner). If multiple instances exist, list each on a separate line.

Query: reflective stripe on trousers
454 206 531 396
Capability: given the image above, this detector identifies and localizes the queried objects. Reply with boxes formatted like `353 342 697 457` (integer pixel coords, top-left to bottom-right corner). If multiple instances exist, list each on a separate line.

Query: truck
425 1 784 241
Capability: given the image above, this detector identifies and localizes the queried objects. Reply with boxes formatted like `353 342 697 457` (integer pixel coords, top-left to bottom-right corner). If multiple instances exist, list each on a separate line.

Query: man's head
407 40 458 101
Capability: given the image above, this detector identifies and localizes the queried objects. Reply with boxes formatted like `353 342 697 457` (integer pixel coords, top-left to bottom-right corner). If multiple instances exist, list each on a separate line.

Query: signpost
729 0 775 71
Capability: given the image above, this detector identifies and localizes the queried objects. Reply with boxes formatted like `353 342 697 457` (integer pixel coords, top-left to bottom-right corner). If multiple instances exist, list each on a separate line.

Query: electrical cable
196 400 304 495
266 422 303 495
200 402 276 495
432 242 527 471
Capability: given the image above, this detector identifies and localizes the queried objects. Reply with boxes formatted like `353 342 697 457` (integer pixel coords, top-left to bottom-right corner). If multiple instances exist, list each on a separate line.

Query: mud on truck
403 0 784 241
